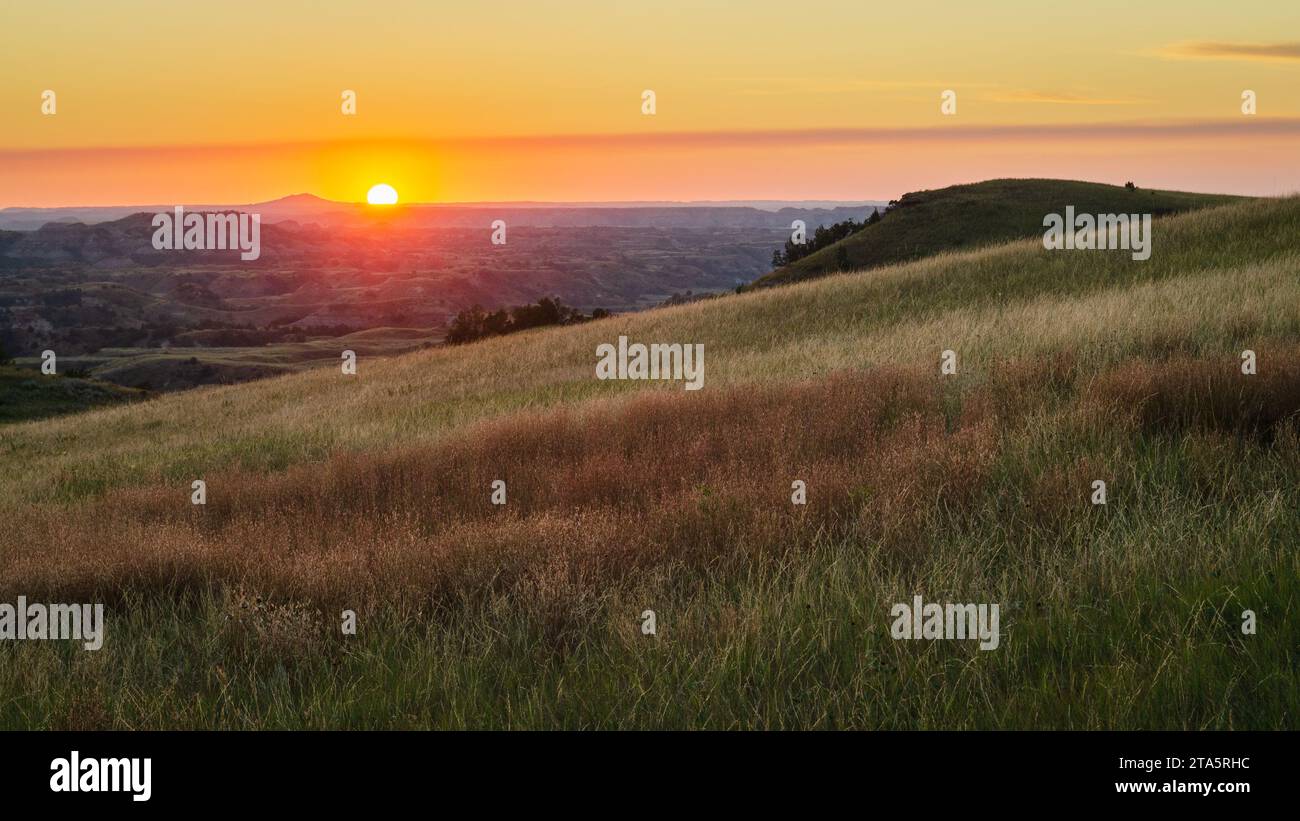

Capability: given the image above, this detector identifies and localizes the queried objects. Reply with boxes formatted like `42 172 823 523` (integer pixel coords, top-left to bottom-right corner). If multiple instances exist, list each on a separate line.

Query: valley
0 199 878 398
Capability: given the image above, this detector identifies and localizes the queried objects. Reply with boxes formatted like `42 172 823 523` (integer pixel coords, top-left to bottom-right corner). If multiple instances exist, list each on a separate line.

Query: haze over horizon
0 191 887 211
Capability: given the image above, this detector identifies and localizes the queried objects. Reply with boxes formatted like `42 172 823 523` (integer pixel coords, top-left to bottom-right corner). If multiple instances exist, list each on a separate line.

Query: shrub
445 298 607 345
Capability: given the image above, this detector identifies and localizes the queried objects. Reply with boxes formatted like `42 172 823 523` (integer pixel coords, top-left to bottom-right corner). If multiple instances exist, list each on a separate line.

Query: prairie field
2 196 1298 729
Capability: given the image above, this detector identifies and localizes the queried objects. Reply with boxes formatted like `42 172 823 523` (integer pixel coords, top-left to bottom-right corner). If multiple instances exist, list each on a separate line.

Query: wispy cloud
720 79 1146 106
716 77 999 97
1159 41 1300 63
6 118 1300 160
980 90 1149 106
442 118 1300 148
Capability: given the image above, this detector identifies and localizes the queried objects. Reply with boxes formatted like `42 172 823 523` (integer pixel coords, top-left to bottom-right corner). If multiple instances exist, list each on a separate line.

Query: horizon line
0 197 892 212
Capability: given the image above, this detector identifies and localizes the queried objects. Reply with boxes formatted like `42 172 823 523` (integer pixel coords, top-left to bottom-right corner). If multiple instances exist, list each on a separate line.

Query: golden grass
4 240 1298 514
1087 348 1300 438
7 348 1298 641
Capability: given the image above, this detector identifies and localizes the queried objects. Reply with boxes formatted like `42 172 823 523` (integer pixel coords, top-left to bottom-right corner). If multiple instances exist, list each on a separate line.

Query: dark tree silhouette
769 208 882 269
445 298 607 345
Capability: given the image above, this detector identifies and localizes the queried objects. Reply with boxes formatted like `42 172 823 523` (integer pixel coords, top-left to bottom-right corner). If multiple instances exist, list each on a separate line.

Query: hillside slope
2 195 1298 730
750 178 1243 288
41 325 441 392
0 365 144 423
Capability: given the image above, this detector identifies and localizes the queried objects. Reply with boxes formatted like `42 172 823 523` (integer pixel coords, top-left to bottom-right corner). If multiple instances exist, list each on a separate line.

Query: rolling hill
0 364 144 423
22 325 441 395
1 193 1297 729
750 178 1244 288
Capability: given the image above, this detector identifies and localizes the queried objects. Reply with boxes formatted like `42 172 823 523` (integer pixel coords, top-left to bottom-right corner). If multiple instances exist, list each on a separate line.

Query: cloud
980 90 1148 106
721 80 1145 105
718 78 999 97
1159 41 1300 63
455 119 1300 148
6 118 1300 161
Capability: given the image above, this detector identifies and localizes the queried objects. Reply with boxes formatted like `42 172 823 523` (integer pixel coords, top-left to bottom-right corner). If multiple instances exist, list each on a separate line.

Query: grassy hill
12 326 440 393
750 179 1243 288
1 194 1297 729
0 364 144 424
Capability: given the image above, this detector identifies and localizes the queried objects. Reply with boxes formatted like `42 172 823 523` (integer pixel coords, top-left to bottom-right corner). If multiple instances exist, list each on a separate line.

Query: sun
366 183 398 205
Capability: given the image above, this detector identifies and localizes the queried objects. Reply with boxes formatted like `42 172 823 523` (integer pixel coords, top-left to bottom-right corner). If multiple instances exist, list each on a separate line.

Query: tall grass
2 197 1299 728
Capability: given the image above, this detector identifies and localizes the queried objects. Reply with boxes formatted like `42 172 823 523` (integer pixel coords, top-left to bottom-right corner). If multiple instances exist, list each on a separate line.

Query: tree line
770 207 884 268
445 297 610 345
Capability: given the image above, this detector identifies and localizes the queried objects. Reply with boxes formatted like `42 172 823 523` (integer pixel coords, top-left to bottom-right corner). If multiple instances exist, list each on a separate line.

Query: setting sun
366 183 398 205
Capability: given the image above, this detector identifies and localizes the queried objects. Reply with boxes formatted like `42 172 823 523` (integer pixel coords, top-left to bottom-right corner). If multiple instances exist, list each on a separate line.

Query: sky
2 0 1299 205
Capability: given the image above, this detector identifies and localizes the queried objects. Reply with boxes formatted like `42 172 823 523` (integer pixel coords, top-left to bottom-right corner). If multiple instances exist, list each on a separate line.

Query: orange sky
3 0 1300 205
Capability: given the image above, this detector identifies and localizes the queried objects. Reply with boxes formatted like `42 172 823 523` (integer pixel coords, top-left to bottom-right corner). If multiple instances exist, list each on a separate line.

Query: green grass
11 326 440 393
0 364 144 424
3 519 1293 729
751 178 1243 288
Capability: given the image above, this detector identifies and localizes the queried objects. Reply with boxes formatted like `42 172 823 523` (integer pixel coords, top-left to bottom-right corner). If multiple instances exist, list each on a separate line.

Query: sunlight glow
366 183 399 205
